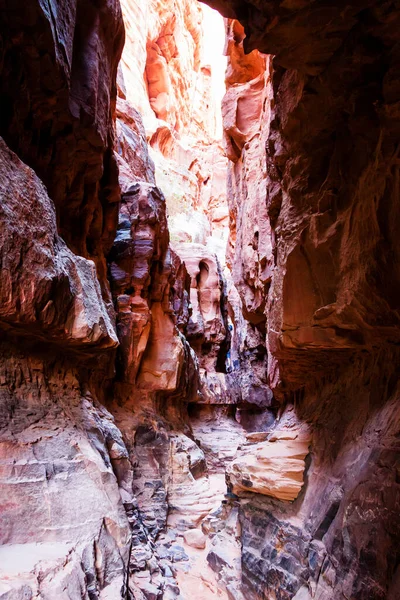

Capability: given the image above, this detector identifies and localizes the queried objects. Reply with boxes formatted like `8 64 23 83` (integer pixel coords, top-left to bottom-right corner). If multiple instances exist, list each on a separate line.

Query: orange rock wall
119 0 207 138
118 0 228 250
222 21 275 428
3 0 399 599
0 2 208 597
207 1 400 598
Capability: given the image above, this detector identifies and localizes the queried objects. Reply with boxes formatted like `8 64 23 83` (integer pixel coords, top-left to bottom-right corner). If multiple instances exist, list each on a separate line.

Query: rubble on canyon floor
0 0 399 599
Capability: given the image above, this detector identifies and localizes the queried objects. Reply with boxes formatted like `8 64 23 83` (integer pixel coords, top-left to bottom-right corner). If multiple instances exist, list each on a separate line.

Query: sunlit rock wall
0 3 130 593
0 1 209 597
222 20 275 431
116 0 233 413
118 0 228 249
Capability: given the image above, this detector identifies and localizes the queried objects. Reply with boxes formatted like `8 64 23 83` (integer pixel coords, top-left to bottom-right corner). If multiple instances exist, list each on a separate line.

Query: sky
200 4 227 138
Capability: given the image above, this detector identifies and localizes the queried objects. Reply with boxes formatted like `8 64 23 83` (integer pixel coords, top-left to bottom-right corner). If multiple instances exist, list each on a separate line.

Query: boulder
227 412 311 501
183 529 207 550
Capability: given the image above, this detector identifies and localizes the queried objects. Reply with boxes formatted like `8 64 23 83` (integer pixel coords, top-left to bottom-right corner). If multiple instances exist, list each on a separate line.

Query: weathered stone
207 2 400 599
0 0 124 290
183 529 207 550
0 138 118 350
227 411 311 501
0 352 131 597
2 1 400 600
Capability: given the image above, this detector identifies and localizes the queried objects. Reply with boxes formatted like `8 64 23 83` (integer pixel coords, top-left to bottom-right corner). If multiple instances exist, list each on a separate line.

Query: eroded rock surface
0 0 125 290
1 0 400 599
208 1 400 598
0 133 131 598
0 139 118 349
173 243 227 371
0 352 130 599
227 411 311 501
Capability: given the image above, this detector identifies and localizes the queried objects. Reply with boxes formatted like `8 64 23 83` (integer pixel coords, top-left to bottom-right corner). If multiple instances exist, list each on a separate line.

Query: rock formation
1 0 400 599
204 1 400 598
227 409 311 501
0 140 129 596
0 0 125 292
117 0 228 241
0 2 129 596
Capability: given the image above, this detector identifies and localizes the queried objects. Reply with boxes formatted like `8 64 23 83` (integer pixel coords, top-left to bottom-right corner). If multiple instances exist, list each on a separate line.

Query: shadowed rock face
0 0 125 290
204 0 400 392
0 132 133 598
204 1 400 598
221 21 276 430
203 1 399 74
0 2 133 596
0 138 118 349
173 243 227 370
109 182 170 383
0 105 129 600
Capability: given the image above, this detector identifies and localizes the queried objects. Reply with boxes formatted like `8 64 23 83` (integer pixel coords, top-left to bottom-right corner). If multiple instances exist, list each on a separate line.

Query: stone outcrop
220 21 276 430
0 138 130 598
183 528 207 549
173 243 227 371
109 182 170 384
0 0 125 291
0 139 118 349
227 410 311 501
204 1 400 598
116 100 157 191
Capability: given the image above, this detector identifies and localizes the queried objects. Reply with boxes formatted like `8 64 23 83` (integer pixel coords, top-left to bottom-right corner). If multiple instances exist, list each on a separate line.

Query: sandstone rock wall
0 0 125 293
0 1 205 597
118 0 229 269
222 20 275 430
115 0 235 417
0 135 131 597
2 0 399 598
104 3 236 596
204 0 400 598
119 0 205 137
0 4 129 594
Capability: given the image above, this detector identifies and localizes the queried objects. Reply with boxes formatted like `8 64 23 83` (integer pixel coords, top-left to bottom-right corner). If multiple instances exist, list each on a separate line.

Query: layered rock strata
221 21 276 431
203 1 400 598
0 0 125 292
227 410 311 501
2 0 400 599
0 138 129 598
0 6 127 596
0 1 217 597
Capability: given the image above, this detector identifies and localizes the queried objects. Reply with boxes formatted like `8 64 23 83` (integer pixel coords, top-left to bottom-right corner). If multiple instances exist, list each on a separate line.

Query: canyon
0 0 399 599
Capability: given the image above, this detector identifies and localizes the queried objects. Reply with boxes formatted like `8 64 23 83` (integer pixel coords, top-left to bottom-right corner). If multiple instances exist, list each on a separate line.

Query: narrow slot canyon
0 1 399 600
